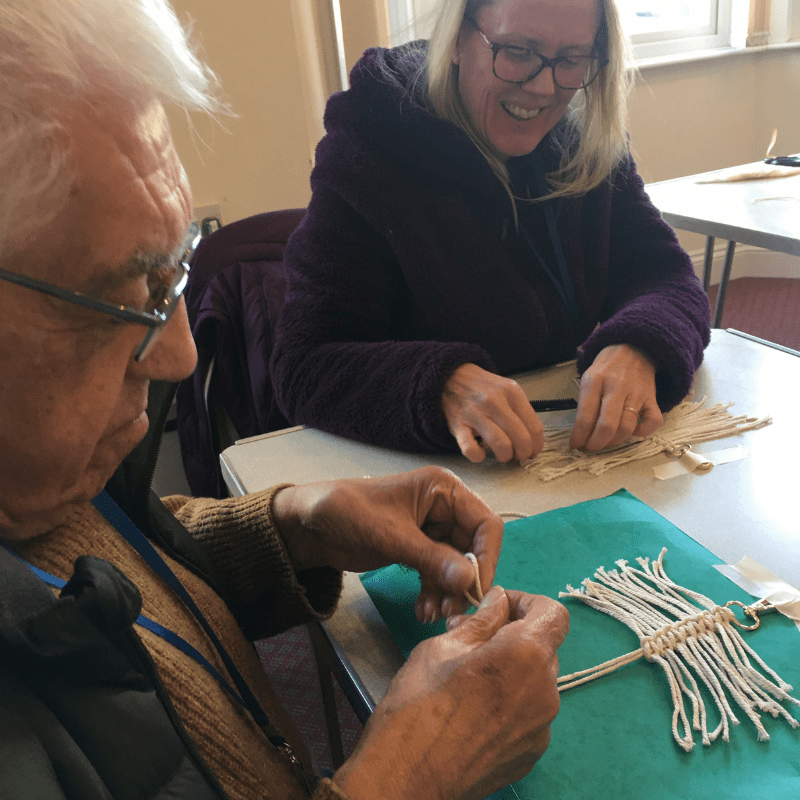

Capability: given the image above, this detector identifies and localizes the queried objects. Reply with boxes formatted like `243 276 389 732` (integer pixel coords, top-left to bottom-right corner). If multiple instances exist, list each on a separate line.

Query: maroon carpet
708 277 800 351
255 626 362 775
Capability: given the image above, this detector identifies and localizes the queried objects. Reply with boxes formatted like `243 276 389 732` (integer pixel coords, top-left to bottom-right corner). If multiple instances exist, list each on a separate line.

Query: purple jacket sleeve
270 187 495 453
576 159 711 409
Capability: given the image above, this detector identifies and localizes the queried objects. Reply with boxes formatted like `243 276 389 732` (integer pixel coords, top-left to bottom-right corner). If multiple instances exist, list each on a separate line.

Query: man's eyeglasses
464 16 607 91
0 222 201 362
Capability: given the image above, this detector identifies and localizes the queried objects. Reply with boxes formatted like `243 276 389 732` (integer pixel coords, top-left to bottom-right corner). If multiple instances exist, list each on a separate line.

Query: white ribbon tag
653 445 749 480
713 556 800 633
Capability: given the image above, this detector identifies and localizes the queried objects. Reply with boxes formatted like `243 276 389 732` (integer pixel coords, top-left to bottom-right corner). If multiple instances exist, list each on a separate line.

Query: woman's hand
271 466 503 621
570 343 663 451
442 363 544 463
333 586 569 800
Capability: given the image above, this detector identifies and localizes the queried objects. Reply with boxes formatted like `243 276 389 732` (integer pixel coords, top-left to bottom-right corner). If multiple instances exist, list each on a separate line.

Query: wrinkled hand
272 467 503 621
570 343 663 451
333 586 569 800
442 363 544 463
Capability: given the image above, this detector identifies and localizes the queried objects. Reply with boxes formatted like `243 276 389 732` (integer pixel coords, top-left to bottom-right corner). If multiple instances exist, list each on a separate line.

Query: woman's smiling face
453 0 600 160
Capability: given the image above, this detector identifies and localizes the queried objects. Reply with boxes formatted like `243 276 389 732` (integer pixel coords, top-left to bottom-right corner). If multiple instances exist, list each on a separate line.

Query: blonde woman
271 0 710 463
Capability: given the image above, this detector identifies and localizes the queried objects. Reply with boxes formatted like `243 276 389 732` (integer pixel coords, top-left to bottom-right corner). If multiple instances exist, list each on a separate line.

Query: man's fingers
412 542 483 600
504 591 570 651
445 585 510 645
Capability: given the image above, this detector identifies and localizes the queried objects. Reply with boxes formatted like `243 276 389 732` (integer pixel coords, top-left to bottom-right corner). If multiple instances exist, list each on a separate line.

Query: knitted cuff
164 487 341 619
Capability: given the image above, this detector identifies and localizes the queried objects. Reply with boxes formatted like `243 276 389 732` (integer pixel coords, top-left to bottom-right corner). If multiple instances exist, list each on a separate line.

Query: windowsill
634 40 800 71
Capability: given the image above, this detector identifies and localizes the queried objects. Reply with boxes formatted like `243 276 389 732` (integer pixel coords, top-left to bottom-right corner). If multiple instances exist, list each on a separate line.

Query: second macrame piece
557 548 800 751
462 548 799 751
522 397 771 481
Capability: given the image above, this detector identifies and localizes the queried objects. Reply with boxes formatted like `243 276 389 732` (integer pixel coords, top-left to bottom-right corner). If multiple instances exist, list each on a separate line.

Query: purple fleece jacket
271 43 710 453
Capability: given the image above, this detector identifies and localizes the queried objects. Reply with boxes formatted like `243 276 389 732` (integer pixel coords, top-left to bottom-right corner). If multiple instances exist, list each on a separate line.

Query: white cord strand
464 552 483 607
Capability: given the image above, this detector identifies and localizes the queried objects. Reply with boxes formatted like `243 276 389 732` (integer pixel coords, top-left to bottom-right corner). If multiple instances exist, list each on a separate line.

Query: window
385 0 735 59
619 0 733 59
388 0 435 46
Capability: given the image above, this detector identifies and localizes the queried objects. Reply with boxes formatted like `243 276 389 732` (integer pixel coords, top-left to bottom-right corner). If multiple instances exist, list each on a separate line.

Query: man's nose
131 296 197 381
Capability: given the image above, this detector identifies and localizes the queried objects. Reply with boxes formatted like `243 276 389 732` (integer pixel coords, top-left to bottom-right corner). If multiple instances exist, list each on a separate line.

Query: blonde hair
424 0 634 207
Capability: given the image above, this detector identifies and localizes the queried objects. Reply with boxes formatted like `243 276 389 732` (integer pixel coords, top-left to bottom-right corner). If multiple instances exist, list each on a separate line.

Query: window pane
616 0 717 38
385 0 732 60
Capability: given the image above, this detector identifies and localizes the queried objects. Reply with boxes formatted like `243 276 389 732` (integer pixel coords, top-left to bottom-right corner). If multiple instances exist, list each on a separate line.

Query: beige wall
167 0 391 223
167 0 317 221
167 0 800 283
628 48 800 277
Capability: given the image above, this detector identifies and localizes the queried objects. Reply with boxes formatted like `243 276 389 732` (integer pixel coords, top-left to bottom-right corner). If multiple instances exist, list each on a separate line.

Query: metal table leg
702 235 715 294
712 240 737 328
306 621 346 768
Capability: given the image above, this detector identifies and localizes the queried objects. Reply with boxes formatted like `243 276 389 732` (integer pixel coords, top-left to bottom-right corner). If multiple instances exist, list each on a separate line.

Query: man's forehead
41 98 191 292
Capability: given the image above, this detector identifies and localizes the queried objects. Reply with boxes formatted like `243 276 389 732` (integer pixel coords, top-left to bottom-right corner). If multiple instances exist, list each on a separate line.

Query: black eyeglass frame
0 221 201 362
463 15 609 91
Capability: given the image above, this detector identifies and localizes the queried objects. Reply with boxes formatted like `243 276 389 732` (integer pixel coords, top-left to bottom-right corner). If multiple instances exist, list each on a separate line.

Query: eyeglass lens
134 258 190 361
495 49 600 89
134 223 199 361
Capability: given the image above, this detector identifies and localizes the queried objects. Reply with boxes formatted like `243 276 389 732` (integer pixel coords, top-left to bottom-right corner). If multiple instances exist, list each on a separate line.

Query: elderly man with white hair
0 2 568 799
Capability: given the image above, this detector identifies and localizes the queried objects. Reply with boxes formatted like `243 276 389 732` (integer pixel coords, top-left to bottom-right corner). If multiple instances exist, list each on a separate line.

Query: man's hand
272 467 503 621
570 343 663 451
442 363 544 463
333 586 569 800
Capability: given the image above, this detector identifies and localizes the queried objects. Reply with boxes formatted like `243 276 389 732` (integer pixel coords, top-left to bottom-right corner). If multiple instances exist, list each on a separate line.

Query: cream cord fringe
521 397 772 481
557 548 799 750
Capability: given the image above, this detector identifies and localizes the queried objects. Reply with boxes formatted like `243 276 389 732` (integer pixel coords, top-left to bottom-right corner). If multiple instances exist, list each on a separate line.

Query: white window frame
385 0 741 60
388 0 416 46
626 1 733 60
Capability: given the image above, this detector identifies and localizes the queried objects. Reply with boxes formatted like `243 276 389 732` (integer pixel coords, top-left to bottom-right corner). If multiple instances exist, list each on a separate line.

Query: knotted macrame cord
463 547 799 751
522 398 772 481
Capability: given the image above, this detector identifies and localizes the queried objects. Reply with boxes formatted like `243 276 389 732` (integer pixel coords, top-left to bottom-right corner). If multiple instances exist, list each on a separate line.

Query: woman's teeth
502 102 542 121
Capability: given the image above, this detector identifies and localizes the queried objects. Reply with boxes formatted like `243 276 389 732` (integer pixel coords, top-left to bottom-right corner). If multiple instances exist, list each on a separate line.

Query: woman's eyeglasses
464 16 607 91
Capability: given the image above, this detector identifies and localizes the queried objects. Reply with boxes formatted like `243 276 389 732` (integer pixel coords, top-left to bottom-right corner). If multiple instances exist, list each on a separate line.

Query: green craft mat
360 489 800 800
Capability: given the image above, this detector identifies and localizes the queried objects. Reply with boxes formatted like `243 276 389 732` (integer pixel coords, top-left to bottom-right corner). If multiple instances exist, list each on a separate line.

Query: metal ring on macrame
724 599 761 630
664 442 692 458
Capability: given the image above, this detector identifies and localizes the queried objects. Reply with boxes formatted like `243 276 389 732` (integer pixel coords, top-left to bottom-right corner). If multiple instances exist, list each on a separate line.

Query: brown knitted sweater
14 486 347 800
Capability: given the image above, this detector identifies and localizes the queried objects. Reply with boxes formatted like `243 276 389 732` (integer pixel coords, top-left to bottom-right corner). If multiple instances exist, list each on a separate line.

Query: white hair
0 0 219 256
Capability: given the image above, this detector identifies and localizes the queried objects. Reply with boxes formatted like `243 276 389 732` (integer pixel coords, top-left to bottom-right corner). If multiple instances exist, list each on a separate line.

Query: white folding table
646 162 800 326
221 329 800 717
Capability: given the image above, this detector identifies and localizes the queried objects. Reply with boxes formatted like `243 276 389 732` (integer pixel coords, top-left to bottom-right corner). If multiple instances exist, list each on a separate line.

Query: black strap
518 163 580 327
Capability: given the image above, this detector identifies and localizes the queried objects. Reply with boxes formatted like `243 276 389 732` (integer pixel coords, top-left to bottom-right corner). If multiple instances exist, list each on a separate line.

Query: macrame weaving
522 397 771 481
558 548 800 751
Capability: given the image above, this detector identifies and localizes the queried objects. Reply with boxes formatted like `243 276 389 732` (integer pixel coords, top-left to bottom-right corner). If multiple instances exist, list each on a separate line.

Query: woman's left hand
570 344 663 451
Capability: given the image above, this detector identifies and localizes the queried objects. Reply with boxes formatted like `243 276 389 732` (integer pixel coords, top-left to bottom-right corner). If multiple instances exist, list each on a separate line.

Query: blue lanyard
3 493 283 746
518 167 580 328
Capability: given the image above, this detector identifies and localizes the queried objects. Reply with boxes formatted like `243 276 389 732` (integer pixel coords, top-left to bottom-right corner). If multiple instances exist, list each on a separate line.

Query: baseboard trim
686 242 800 286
